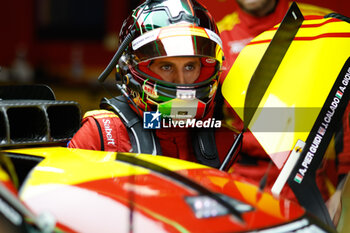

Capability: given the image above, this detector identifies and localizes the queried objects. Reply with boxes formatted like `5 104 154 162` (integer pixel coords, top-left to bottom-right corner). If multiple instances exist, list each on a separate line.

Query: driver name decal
294 65 350 184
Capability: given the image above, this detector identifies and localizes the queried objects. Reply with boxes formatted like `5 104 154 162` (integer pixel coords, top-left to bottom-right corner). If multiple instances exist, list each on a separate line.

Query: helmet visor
131 24 223 64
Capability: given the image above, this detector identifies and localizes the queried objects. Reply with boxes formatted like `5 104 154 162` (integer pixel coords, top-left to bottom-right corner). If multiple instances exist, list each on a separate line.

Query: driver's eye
161 65 172 71
185 65 195 71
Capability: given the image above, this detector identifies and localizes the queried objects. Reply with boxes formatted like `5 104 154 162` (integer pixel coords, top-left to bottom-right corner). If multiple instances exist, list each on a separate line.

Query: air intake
0 85 81 147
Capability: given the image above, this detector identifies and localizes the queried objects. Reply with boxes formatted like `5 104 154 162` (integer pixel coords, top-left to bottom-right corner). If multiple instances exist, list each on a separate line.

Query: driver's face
149 57 201 84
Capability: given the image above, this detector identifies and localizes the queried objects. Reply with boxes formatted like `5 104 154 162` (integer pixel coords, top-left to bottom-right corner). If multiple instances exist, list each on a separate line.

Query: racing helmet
118 0 224 120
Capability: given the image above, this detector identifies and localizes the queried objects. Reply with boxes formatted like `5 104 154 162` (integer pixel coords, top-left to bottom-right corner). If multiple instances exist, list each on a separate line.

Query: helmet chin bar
142 80 217 120
157 97 207 120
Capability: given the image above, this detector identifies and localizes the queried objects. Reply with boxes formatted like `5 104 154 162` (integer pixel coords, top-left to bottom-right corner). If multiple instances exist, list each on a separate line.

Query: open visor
131 24 223 64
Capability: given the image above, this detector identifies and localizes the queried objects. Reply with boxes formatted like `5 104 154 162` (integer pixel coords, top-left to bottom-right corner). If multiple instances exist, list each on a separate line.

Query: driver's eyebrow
156 61 174 66
150 61 173 68
185 61 199 66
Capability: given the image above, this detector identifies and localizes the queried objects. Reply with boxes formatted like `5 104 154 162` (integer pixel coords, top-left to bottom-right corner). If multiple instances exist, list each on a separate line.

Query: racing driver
68 0 236 169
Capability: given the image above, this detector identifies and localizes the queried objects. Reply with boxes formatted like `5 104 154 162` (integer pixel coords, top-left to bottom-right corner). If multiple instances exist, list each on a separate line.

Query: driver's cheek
162 72 177 83
184 71 198 84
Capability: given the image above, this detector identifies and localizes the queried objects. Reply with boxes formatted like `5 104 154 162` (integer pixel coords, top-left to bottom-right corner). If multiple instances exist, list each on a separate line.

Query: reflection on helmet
118 0 224 120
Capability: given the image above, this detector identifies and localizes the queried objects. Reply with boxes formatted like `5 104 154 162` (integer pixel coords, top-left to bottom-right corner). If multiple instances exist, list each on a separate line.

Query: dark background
0 0 349 113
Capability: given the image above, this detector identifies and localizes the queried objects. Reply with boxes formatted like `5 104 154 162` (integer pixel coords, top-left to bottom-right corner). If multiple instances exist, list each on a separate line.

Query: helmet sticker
143 84 159 98
176 89 196 100
205 58 216 64
132 28 160 50
159 98 206 120
205 28 223 49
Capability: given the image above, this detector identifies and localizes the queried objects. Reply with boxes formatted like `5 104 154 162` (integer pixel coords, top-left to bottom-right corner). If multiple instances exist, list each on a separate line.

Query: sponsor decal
132 28 160 50
205 58 216 64
294 64 350 184
205 28 223 49
176 89 196 99
143 84 158 98
103 119 115 145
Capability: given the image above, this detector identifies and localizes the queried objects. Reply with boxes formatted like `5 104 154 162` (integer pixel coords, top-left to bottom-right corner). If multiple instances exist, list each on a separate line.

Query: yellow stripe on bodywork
5 147 207 187
120 152 208 171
